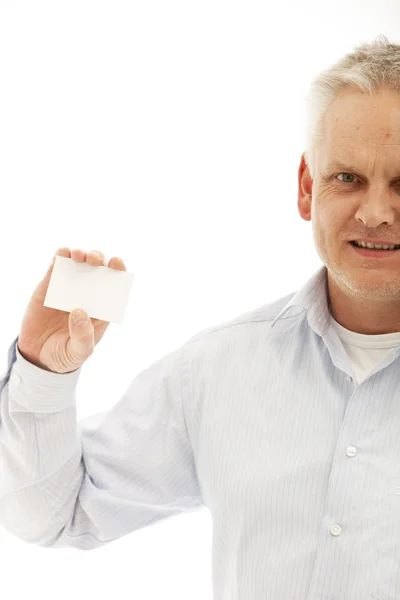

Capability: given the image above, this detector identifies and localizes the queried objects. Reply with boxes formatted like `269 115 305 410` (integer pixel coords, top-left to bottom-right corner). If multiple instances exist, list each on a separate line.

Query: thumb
68 309 95 357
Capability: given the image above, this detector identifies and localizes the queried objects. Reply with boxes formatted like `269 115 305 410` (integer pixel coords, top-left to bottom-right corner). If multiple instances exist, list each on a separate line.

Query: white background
0 1 399 598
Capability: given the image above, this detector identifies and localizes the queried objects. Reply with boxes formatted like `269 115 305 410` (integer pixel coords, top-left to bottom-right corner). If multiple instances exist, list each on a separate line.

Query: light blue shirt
2 263 400 599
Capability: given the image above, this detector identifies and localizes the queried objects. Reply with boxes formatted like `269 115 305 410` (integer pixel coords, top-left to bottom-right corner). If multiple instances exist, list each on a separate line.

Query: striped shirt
1 263 400 599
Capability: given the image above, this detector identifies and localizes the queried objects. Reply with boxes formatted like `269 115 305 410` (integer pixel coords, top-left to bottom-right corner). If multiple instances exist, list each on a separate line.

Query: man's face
298 87 400 303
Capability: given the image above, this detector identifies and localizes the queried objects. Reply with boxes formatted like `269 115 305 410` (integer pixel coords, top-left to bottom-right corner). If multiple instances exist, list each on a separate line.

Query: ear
298 153 313 222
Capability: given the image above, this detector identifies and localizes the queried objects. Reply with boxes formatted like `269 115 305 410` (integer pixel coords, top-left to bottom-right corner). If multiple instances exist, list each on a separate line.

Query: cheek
318 205 341 235
312 219 331 252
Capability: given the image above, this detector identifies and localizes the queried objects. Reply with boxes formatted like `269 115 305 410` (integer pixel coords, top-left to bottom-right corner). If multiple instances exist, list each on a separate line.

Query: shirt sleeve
0 335 203 550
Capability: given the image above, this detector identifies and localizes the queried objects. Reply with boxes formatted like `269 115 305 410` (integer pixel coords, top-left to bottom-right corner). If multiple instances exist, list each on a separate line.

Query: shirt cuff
5 338 82 413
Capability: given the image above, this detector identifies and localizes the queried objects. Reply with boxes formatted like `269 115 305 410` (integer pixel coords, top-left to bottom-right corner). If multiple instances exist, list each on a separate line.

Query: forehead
322 89 400 142
319 90 400 167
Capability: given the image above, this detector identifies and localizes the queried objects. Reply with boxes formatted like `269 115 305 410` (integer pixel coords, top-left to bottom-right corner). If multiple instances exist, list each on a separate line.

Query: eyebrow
325 161 363 173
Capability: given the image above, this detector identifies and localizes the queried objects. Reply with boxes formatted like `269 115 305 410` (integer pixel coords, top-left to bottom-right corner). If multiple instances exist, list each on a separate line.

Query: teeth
354 241 400 250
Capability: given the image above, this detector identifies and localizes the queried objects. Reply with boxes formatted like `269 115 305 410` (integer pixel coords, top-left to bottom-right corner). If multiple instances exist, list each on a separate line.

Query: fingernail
73 310 88 327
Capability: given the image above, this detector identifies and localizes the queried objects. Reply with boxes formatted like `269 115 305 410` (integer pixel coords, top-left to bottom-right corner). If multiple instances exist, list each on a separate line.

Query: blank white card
44 256 134 324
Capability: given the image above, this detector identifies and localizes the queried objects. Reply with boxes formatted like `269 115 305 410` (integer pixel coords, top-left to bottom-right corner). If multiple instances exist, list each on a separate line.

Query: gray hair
304 34 400 179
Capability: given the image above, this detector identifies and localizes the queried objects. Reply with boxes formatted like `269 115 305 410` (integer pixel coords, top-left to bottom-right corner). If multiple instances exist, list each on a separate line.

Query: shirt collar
271 265 331 337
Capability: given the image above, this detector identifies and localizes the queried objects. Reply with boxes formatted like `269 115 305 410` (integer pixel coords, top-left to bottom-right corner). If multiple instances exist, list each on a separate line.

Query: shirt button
346 375 352 382
11 373 21 386
346 446 357 457
330 524 342 536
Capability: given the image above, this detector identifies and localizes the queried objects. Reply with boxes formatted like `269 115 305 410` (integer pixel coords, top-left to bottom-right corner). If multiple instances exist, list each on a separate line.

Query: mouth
349 241 400 258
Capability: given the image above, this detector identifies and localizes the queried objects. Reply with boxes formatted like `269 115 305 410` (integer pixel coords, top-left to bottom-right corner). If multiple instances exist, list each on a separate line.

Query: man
0 35 399 600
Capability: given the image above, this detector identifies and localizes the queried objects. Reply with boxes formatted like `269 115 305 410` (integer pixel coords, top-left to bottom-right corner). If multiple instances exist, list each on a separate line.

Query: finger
85 252 126 271
51 247 71 265
70 248 86 262
68 310 95 362
56 247 72 257
86 250 106 266
108 256 127 271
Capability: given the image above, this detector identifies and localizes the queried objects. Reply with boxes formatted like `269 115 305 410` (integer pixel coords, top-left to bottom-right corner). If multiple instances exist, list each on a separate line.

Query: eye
337 173 359 184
